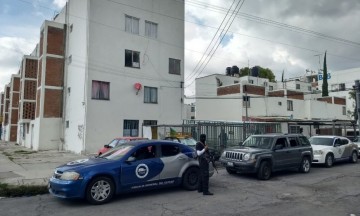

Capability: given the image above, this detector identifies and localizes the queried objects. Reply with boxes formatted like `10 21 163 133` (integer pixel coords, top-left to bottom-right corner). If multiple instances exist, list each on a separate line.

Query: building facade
1 0 185 154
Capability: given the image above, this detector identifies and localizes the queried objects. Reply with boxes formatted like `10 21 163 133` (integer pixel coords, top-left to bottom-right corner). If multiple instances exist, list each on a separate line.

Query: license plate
227 162 234 167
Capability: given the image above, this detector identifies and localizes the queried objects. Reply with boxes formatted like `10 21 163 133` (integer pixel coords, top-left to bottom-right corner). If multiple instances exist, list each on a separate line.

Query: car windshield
309 137 334 146
242 136 274 149
99 145 134 160
179 138 197 147
108 139 119 148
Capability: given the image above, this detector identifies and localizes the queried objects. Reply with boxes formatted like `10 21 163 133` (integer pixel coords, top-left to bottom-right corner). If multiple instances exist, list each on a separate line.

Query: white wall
196 97 242 121
81 0 184 154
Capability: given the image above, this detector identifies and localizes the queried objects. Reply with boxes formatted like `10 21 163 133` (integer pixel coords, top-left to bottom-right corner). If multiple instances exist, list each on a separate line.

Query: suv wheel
226 167 236 175
257 161 271 180
299 157 311 173
86 176 115 205
350 151 358 163
182 167 199 190
325 154 334 168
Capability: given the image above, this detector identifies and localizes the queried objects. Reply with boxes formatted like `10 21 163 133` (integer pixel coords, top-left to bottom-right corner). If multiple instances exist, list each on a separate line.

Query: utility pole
355 80 360 136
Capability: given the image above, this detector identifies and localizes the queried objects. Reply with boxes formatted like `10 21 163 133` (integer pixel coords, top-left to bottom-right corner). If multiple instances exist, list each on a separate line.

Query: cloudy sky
1 0 360 96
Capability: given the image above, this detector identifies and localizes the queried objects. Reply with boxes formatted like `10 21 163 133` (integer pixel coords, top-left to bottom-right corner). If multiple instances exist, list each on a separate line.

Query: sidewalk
0 141 86 186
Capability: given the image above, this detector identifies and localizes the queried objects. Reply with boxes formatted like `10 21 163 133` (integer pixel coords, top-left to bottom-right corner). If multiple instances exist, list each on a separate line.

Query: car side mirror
126 156 136 163
104 144 110 148
274 144 283 150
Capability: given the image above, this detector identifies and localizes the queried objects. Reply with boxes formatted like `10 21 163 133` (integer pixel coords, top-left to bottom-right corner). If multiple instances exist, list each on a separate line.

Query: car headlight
60 171 81 180
243 153 251 161
313 150 324 155
221 151 226 157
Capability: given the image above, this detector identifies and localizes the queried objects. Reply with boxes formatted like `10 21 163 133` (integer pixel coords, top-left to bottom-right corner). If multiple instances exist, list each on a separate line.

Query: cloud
52 0 67 9
0 37 37 92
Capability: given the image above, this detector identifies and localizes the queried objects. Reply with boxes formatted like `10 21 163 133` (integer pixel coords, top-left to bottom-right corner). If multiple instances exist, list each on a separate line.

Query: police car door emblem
135 164 149 179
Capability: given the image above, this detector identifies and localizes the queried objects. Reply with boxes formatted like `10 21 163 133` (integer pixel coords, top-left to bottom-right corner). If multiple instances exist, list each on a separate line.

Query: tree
322 51 329 97
347 90 358 122
239 66 276 82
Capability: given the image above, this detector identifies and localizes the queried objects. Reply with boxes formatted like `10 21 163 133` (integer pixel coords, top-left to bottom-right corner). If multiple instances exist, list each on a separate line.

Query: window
161 144 180 157
132 145 156 160
191 106 195 112
274 138 288 149
278 101 282 106
296 84 300 89
66 121 69 128
144 86 158 103
124 120 139 137
341 139 349 145
288 137 299 147
289 125 300 134
243 96 250 108
234 81 239 84
169 58 181 75
125 15 139 34
125 50 140 68
343 106 346 115
339 83 345 91
191 116 195 120
143 120 157 126
145 21 158 38
92 80 110 100
249 80 254 84
269 86 273 91
298 136 311 146
287 100 293 111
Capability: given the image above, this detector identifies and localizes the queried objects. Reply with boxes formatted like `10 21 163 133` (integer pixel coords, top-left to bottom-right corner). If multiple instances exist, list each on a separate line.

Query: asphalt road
1 162 360 216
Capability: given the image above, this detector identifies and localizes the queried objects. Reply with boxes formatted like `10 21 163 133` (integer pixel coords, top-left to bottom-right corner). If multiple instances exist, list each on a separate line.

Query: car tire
85 176 115 205
325 154 334 168
226 167 236 175
182 167 199 191
299 157 311 173
350 151 358 163
257 161 271 180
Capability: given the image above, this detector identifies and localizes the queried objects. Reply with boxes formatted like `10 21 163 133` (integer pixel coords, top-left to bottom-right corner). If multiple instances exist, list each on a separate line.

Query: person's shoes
203 191 213 195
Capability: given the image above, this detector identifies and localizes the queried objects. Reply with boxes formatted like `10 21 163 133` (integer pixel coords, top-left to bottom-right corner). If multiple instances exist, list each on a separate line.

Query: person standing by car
196 134 213 195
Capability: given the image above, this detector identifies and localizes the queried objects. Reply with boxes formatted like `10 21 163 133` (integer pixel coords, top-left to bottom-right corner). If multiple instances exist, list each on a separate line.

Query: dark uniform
196 134 213 195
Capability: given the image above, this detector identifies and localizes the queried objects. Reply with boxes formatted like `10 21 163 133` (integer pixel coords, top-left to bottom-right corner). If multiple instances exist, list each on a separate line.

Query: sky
1 0 360 96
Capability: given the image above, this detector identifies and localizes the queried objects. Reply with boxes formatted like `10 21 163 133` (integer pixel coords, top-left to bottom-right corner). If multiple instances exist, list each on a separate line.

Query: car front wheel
299 157 311 173
226 167 236 174
86 176 115 205
182 167 199 190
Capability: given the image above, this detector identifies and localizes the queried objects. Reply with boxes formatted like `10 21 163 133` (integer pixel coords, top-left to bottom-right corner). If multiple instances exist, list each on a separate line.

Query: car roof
124 140 186 146
310 135 347 139
250 133 284 137
113 137 146 140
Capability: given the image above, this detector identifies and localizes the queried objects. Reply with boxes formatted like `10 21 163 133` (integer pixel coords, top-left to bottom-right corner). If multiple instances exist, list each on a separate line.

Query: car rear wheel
299 157 311 173
86 176 115 205
257 161 271 180
226 167 236 175
350 151 358 163
325 154 334 168
182 167 199 190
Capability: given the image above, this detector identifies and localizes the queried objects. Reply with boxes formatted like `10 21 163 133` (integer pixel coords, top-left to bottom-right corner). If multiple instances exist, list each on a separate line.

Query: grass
0 183 49 197
14 150 37 154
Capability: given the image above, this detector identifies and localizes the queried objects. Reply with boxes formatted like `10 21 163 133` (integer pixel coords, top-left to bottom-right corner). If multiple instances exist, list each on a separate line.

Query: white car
353 136 360 156
309 136 358 167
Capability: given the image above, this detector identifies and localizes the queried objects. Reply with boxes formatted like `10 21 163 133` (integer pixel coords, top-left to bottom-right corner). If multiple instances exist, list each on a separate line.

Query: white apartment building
316 67 360 116
2 0 184 154
195 74 347 123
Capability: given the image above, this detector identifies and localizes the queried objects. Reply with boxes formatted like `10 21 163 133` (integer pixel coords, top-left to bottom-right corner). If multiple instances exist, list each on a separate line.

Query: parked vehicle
49 140 214 204
164 136 221 161
219 134 313 180
309 135 358 167
353 136 360 156
98 137 147 155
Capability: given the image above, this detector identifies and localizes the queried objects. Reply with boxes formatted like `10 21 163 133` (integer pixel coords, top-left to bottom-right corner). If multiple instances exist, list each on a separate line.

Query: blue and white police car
49 140 214 204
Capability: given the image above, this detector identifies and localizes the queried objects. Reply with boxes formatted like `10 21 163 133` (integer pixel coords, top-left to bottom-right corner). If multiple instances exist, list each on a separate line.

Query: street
1 162 360 216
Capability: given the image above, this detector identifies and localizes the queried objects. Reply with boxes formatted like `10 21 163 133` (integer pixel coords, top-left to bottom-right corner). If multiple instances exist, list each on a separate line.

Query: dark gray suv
219 134 313 180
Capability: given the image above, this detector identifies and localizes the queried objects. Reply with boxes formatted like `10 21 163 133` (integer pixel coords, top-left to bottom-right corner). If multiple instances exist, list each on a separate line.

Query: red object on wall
134 83 142 95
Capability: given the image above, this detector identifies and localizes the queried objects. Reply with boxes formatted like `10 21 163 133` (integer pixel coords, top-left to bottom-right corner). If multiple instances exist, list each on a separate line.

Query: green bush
0 183 49 197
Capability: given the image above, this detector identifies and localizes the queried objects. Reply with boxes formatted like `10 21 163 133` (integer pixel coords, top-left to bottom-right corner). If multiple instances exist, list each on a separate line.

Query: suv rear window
298 136 311 146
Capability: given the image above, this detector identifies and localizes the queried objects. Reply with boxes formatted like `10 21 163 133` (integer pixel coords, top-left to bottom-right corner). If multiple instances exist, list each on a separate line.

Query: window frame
145 20 158 38
287 100 293 111
91 80 110 100
123 120 139 137
161 144 181 157
169 58 181 75
125 49 140 68
144 86 158 104
125 15 139 34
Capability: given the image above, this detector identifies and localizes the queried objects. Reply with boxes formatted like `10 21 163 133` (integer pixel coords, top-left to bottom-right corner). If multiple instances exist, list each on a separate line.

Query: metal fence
147 120 282 152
